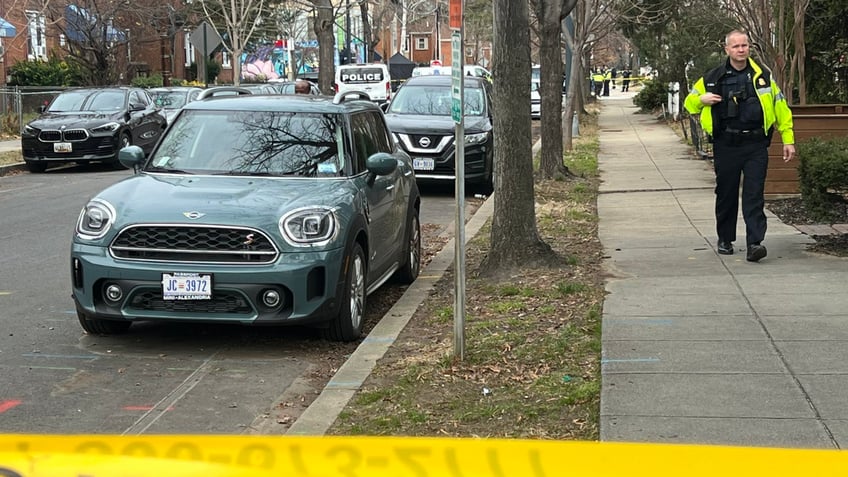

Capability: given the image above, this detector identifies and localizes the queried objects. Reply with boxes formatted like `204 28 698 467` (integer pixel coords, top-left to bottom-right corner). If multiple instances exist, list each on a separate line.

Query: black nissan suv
383 75 494 193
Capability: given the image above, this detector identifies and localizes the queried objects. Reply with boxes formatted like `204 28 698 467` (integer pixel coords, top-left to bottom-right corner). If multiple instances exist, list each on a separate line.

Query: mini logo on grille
183 211 206 219
243 233 256 246
418 136 431 147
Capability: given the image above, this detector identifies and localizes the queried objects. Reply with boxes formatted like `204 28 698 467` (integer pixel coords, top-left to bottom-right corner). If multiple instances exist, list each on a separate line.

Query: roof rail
197 86 254 100
332 90 371 104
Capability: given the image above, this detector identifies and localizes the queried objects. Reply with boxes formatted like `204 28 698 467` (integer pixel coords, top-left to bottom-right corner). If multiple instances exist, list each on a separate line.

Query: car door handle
403 170 413 177
385 184 395 191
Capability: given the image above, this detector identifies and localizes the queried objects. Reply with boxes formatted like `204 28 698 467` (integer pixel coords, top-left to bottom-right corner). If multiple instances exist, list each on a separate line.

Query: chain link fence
0 87 69 135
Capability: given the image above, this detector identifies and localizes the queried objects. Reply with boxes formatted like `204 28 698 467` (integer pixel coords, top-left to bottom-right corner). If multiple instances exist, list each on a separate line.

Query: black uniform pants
712 135 769 246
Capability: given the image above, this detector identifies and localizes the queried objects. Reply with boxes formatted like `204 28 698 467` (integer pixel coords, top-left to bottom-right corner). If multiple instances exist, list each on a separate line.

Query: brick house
0 1 234 86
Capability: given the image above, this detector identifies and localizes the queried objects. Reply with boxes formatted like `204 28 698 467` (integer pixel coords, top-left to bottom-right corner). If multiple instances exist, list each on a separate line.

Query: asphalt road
0 163 465 434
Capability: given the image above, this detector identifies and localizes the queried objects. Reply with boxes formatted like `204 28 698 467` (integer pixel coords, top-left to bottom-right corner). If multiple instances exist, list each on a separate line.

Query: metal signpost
449 0 465 361
190 22 223 88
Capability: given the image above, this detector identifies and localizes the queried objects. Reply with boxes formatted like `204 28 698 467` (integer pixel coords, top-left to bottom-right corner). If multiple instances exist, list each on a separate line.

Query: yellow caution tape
3 435 848 477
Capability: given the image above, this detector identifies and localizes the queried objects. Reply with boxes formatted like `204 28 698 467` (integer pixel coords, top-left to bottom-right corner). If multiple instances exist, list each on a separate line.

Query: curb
0 162 27 177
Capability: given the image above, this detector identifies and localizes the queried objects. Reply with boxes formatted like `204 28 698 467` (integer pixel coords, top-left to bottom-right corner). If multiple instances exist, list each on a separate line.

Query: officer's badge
758 77 767 86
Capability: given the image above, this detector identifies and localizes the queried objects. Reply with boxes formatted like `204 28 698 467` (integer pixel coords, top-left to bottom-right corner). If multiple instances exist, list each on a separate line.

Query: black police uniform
710 60 768 248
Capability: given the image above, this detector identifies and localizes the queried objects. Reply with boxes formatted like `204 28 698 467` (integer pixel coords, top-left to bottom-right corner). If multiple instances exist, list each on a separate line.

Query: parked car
70 91 421 342
21 87 167 173
269 80 322 95
531 81 541 119
383 74 494 192
148 86 203 125
239 84 280 95
411 65 492 82
335 63 392 104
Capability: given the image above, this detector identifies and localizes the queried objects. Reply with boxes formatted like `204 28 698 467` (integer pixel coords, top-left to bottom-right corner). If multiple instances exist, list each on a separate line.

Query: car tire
322 242 367 342
393 207 421 284
25 160 47 173
76 304 131 335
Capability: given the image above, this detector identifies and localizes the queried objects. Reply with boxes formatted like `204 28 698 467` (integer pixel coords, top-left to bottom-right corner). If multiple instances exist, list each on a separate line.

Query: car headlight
23 124 39 135
76 199 116 240
280 207 338 247
90 122 121 134
464 132 489 146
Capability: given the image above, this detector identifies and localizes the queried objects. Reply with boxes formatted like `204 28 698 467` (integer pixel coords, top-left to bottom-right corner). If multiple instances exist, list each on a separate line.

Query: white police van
335 63 392 104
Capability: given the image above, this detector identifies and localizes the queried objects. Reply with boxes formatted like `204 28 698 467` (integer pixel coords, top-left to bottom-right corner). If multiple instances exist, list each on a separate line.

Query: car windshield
47 90 126 112
388 84 485 116
146 109 347 177
151 91 188 109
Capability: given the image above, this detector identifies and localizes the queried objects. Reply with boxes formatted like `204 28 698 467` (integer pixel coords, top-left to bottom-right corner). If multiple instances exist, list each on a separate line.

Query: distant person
602 67 611 96
621 70 631 92
591 69 604 97
684 29 795 262
294 80 311 94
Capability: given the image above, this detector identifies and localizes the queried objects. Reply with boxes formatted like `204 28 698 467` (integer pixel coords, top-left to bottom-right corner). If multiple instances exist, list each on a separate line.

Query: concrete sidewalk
598 97 848 449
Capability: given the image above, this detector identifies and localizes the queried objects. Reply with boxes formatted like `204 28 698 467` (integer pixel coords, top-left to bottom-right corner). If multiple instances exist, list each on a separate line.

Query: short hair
725 29 749 45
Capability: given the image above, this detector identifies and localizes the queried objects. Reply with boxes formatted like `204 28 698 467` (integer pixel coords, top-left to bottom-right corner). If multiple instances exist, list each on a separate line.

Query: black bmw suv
21 87 167 173
383 75 494 192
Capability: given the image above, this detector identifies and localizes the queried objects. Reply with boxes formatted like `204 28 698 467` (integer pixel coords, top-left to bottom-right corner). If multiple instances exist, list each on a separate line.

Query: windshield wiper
146 166 193 174
211 171 280 176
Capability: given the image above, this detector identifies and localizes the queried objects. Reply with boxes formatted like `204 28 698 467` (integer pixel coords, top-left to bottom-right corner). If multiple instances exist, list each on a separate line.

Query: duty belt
723 127 764 136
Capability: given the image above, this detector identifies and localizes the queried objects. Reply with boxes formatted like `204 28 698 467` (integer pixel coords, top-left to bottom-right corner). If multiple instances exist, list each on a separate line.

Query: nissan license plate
54 142 72 153
162 272 212 300
413 158 435 171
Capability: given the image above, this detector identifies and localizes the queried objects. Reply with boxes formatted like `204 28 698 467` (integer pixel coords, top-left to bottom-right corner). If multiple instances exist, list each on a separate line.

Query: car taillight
334 83 339 93
386 81 391 99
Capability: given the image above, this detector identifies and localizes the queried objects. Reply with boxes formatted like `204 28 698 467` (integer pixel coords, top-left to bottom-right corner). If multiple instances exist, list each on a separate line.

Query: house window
222 50 231 68
415 37 428 51
184 32 195 67
26 11 47 61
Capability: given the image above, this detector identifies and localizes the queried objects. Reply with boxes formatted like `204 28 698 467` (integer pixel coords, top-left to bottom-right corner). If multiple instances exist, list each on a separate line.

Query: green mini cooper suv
70 92 421 342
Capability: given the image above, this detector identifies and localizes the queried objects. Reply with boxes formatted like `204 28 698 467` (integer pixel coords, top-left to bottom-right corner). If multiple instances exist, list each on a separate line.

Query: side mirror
366 152 398 176
39 105 47 114
118 145 145 170
129 102 145 112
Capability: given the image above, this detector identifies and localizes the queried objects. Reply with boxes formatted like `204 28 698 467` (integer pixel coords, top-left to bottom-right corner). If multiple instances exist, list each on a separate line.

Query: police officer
592 68 605 97
684 29 795 262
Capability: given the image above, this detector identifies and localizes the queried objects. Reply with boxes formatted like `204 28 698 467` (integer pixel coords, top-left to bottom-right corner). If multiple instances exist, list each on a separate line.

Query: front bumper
22 135 120 163
70 242 347 326
403 139 493 184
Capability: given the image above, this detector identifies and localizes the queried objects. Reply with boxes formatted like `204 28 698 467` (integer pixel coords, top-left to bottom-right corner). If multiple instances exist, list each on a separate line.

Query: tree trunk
313 0 336 94
479 0 554 276
536 1 567 179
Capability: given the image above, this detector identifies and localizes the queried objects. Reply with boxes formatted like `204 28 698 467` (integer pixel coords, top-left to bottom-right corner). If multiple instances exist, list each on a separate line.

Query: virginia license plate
54 142 72 153
162 272 212 300
413 158 435 171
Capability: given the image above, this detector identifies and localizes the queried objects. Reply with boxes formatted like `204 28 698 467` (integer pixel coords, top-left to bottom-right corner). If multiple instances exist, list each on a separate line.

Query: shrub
131 74 163 88
632 79 668 113
7 57 82 86
796 136 848 221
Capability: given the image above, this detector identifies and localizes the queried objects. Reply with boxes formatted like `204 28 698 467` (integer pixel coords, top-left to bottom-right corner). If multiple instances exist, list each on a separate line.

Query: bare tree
721 0 811 103
199 0 269 85
33 0 148 85
310 0 336 93
561 0 618 152
479 0 556 276
530 0 577 179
